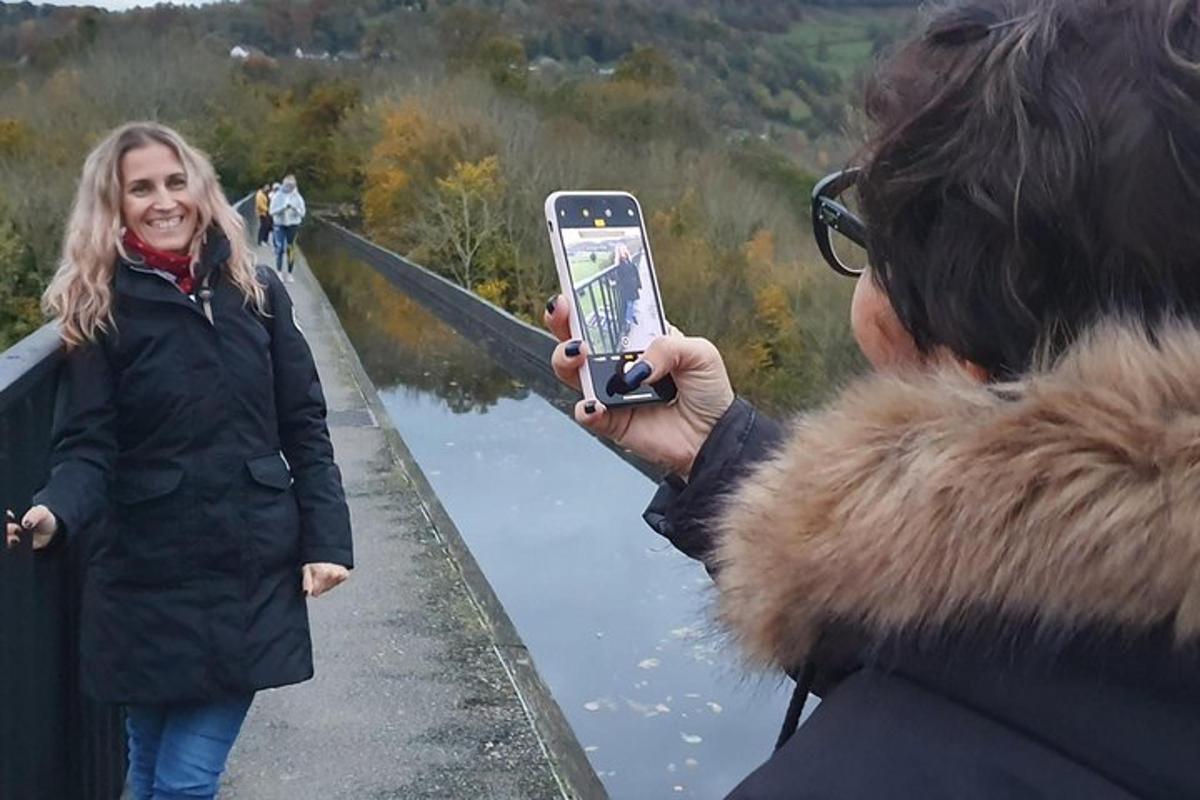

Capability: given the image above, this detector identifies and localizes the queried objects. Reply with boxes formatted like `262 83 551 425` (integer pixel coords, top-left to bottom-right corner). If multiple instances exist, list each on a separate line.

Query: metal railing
0 194 648 800
574 261 624 354
308 217 662 481
0 193 251 798
0 324 126 800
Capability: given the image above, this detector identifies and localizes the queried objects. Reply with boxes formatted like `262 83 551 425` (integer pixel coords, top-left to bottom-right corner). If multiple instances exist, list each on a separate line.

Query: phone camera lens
605 208 612 217
582 209 590 218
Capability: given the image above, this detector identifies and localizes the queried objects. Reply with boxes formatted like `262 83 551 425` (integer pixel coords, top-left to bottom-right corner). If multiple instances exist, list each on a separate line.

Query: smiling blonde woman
6 121 353 800
44 123 261 348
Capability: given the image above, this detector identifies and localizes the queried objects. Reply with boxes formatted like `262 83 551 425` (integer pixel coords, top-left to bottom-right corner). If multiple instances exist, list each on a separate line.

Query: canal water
304 227 794 799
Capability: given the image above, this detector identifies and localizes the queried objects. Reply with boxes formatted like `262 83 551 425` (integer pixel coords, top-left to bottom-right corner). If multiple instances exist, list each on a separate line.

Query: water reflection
305 227 792 800
313 249 528 414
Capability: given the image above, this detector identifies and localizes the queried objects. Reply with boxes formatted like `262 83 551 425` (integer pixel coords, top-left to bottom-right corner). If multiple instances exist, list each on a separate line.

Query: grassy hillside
0 0 918 145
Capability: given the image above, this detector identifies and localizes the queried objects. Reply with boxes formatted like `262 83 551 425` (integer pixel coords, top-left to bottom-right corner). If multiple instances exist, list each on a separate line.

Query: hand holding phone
545 191 677 408
544 298 735 477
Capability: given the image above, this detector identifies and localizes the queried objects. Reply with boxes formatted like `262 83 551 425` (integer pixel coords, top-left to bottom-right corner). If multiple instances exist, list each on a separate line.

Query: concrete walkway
219 246 568 799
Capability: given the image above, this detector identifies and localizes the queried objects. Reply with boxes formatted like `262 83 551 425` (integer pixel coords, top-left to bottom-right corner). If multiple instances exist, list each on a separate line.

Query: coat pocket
110 465 190 584
246 453 292 490
114 465 185 505
242 453 299 570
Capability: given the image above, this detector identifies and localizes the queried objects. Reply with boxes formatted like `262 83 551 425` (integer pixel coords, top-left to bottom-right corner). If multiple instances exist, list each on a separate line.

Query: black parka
613 256 642 315
35 233 353 705
646 324 1200 799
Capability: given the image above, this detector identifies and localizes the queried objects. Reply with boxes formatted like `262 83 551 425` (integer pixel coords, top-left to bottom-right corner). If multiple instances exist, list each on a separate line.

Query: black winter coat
645 325 1200 799
35 234 353 705
614 256 641 311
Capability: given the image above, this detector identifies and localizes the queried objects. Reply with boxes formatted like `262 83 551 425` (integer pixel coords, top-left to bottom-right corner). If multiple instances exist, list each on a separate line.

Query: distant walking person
254 182 272 245
269 174 305 282
6 122 353 800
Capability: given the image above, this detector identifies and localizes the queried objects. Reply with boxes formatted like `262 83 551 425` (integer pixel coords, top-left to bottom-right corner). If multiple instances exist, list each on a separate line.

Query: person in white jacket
268 174 306 282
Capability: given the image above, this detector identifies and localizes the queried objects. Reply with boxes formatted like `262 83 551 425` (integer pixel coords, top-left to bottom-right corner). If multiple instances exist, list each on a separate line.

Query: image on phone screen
559 220 666 358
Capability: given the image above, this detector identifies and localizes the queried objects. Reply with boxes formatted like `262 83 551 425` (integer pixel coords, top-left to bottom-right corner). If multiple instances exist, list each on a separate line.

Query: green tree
0 118 31 157
614 45 677 88
437 7 501 70
258 80 362 199
480 35 528 91
0 209 42 348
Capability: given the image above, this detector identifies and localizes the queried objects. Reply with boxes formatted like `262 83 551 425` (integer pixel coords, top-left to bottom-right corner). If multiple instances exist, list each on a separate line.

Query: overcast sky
27 1 225 9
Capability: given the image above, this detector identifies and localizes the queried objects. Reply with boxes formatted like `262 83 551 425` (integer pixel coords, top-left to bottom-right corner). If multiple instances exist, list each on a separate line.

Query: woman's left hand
6 506 59 551
302 562 349 598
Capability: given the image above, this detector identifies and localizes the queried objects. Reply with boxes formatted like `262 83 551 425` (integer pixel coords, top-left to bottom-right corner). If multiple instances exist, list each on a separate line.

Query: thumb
23 506 52 532
635 334 722 386
302 565 314 596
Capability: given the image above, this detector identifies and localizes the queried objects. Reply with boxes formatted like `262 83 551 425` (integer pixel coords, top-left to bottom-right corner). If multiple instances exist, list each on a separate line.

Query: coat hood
715 322 1200 671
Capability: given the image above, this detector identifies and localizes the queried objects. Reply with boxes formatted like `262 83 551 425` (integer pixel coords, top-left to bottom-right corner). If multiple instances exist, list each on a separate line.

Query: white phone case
544 190 670 406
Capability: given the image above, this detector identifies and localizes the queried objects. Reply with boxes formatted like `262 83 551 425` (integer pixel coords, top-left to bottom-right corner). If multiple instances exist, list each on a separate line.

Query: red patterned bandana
122 229 195 294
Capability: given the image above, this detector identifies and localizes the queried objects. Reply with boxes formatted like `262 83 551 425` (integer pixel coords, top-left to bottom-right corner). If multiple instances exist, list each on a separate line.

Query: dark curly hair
859 0 1200 377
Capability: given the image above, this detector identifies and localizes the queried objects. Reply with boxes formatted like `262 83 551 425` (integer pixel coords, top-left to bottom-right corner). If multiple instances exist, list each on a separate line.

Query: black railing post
602 275 620 350
576 262 627 354
0 325 125 800
0 193 257 799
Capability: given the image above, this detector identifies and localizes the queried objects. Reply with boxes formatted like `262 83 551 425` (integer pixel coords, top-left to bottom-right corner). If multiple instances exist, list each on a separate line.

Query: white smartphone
545 190 676 408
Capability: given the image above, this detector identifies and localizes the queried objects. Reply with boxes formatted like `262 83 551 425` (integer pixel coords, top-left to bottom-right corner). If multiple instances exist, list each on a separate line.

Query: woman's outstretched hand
5 506 59 551
544 294 734 478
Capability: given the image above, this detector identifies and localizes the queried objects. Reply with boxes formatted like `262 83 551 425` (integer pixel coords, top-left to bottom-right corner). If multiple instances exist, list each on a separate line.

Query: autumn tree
412 156 507 291
362 102 467 250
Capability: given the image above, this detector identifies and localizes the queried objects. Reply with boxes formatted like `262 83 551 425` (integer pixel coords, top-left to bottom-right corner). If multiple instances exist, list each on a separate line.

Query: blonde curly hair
43 121 263 347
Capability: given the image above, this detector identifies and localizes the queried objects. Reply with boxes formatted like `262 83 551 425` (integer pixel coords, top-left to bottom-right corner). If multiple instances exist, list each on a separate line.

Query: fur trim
715 322 1200 670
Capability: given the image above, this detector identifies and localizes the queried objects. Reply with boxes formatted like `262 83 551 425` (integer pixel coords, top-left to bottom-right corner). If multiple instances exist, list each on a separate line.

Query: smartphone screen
552 194 668 400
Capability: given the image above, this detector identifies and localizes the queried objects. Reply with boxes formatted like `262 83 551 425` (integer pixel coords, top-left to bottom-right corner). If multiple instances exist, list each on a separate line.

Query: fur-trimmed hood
715 322 1200 671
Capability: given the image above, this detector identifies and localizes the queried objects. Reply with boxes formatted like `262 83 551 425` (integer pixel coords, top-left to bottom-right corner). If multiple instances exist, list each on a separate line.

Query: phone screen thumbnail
558 224 666 357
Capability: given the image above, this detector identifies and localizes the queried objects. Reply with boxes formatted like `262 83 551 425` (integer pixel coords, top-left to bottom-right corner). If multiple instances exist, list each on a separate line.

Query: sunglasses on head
811 167 868 277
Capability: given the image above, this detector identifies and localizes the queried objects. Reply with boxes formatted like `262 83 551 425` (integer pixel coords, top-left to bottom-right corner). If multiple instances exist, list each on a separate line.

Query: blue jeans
125 694 254 800
272 225 299 272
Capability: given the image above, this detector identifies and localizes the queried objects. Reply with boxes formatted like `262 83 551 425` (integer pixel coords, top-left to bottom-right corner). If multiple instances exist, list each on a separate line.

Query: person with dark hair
545 0 1200 796
254 182 272 245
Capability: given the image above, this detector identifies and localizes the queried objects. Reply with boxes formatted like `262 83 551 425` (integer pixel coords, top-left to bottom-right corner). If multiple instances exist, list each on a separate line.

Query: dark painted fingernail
624 361 652 391
545 296 557 314
584 401 597 415
565 340 581 358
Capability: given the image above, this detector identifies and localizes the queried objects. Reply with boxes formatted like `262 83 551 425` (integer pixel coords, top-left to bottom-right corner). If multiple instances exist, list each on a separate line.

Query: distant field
568 251 615 284
782 8 917 79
